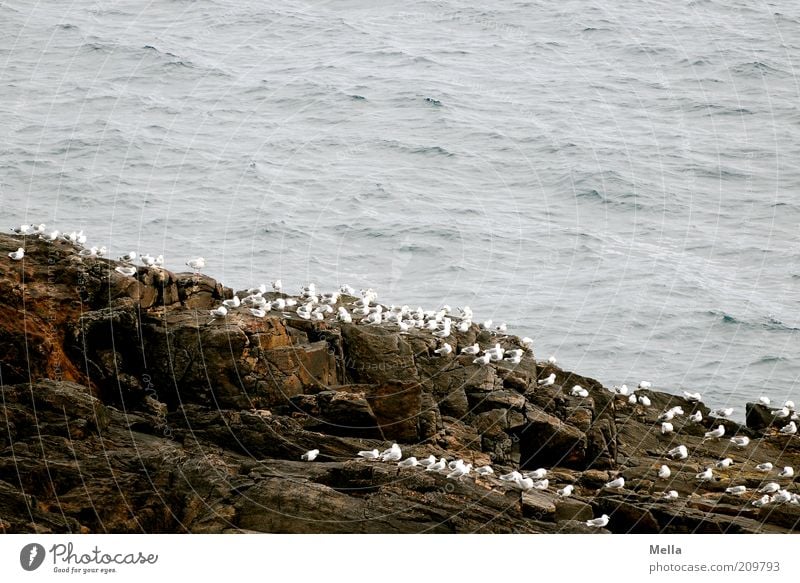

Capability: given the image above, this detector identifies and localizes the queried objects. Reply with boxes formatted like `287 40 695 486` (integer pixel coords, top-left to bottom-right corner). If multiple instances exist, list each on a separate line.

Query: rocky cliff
1 232 798 533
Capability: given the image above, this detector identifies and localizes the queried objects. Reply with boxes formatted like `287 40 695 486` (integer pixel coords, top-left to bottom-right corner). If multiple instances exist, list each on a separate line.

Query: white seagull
662 490 679 500
585 514 610 528
472 353 491 366
461 343 480 355
755 462 773 472
538 373 556 387
668 445 688 460
704 425 725 440
381 443 402 462
779 466 794 478
729 436 750 448
398 457 419 469
716 458 733 469
696 468 714 482
301 449 319 461
711 408 734 418
604 477 625 489
758 482 780 494
8 247 24 261
688 411 703 423
434 343 453 356
639 381 652 389
725 485 747 496
475 466 494 476
115 266 137 277
661 422 674 435
186 257 205 272
557 484 574 497
357 449 380 460
779 421 797 435
683 391 702 402
525 468 547 480
571 386 589 398
658 465 671 479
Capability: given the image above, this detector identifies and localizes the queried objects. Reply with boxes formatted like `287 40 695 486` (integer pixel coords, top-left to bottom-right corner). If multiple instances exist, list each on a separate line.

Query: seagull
434 343 453 356
44 229 60 241
533 479 549 490
301 449 319 461
415 455 435 468
547 355 557 365
662 490 679 500
223 296 241 308
571 386 589 398
696 468 714 482
557 485 574 497
661 422 674 435
758 396 771 406
381 443 402 462
337 307 352 323
448 459 464 471
118 251 137 263
499 471 523 482
779 421 797 435
658 410 675 422
755 462 773 472
521 337 533 349
771 490 793 504
114 266 137 277
613 385 630 396
480 320 493 330
461 343 480 355
778 466 794 478
658 465 671 479
729 436 750 448
683 391 702 402
495 323 508 334
704 425 725 440
457 320 471 332
504 354 521 365
447 463 472 480
639 381 652 389
638 395 651 407
8 247 24 261
512 477 534 491
711 408 734 418
398 457 419 469
725 485 747 496
716 458 733 469
752 495 771 507
538 373 556 387
772 407 791 419
475 466 494 476
758 482 780 494
525 468 547 480
249 308 266 318
668 445 688 460
585 514 609 528
472 353 491 366
785 400 796 410
186 257 205 272
141 254 156 267
627 394 637 405
357 449 380 460
209 306 227 318
604 477 625 489
688 411 703 423
427 458 447 472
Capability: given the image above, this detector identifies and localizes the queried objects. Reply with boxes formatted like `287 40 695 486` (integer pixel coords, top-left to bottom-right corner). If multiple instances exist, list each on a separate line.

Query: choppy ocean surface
2 0 799 416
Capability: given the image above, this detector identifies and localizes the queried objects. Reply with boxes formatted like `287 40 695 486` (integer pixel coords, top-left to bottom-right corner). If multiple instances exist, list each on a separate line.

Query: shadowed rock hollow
1 232 799 534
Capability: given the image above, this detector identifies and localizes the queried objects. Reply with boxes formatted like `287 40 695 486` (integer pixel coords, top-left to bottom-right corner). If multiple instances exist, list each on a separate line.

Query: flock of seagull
8 223 799 530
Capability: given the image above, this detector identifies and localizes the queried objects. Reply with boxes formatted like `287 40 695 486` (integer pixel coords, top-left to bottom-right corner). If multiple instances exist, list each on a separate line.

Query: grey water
2 0 799 417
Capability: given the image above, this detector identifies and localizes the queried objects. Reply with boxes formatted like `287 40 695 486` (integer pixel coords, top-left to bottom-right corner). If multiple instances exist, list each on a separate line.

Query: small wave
729 61 786 77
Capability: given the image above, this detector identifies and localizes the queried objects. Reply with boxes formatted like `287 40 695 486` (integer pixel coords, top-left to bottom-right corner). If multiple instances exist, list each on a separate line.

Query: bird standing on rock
704 425 725 440
696 468 714 482
729 436 750 448
186 257 205 272
658 465 671 479
357 449 380 460
538 373 556 387
668 445 688 460
586 514 609 528
557 485 574 497
381 443 402 462
8 247 24 261
301 449 319 461
604 477 625 489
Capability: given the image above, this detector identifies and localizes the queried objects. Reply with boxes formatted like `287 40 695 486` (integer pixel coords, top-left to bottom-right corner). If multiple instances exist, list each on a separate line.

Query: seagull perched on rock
8 247 24 261
426 458 447 472
683 391 702 402
586 514 609 528
704 425 725 440
447 463 472 480
639 381 652 389
475 466 494 476
780 421 797 435
381 443 402 462
658 410 676 422
525 468 547 480
461 343 480 355
688 411 703 423
434 343 453 356
662 490 679 500
533 479 549 490
118 251 137 263
759 396 771 406
779 466 794 478
696 468 714 482
758 482 780 494
716 457 733 469
223 296 241 308
755 462 773 472
115 266 136 277
557 484 574 497
209 306 227 318
725 485 747 496
186 257 205 272
472 353 491 366
771 490 793 504
398 457 419 469
571 385 589 398
417 455 436 468
638 395 651 407
729 436 750 448
538 373 556 387
301 449 319 461
512 476 534 491
711 407 734 418
661 422 674 435
500 470 523 482
357 449 380 460
604 477 625 489
658 465 671 479
249 308 266 318
752 495 771 507
547 355 557 365
772 407 791 419
668 445 688 460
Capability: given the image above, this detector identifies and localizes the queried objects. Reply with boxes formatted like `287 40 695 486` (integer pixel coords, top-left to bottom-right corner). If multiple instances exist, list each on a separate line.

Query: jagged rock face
1 232 799 534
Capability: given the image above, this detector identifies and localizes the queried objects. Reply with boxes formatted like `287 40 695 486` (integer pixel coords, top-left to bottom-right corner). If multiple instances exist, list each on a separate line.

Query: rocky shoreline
1 231 798 533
